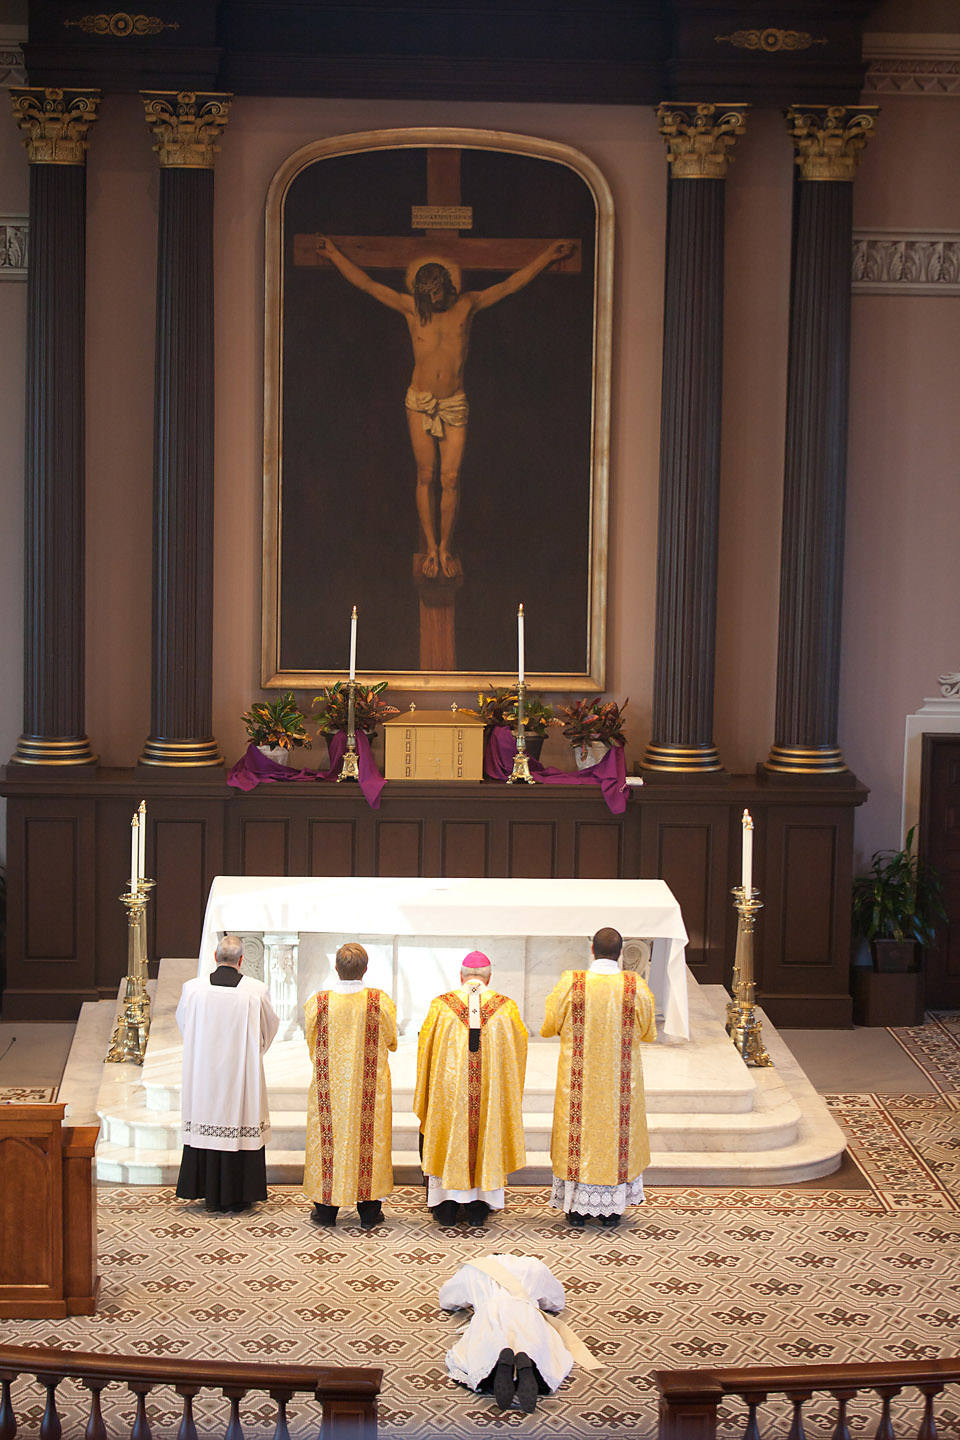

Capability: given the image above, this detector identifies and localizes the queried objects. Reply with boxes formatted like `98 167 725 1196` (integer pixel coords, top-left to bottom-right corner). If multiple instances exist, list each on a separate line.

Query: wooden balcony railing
0 1345 382 1439
655 1359 960 1439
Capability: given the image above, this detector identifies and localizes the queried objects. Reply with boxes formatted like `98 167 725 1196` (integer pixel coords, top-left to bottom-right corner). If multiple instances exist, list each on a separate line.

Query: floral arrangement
472 688 560 738
557 697 629 747
312 681 399 735
241 692 312 750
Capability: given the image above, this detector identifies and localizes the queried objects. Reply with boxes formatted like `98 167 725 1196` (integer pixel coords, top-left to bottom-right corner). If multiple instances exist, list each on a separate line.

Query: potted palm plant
241 692 311 764
851 827 946 973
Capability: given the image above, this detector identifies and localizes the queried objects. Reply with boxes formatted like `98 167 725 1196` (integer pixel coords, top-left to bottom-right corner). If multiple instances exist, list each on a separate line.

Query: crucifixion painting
263 131 611 689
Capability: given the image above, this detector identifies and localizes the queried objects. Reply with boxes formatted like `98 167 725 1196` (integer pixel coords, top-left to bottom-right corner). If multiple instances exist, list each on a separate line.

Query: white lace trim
549 1174 645 1216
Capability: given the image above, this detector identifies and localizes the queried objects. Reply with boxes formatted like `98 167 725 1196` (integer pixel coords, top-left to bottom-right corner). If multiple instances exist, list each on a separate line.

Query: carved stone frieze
786 105 878 182
656 102 749 180
10 87 101 165
864 58 960 96
853 231 960 293
141 90 232 169
940 673 960 699
0 216 27 279
0 40 26 88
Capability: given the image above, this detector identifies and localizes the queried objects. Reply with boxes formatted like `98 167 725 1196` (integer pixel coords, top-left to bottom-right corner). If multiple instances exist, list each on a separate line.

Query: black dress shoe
492 1347 516 1409
433 1200 462 1226
311 1203 339 1226
464 1199 490 1227
514 1352 538 1413
566 1210 586 1228
358 1200 383 1229
599 1212 620 1228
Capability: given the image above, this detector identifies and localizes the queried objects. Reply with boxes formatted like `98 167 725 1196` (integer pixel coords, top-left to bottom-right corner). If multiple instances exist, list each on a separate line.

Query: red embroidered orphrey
314 991 335 1205
357 989 382 1201
566 971 587 1183
440 989 509 1184
618 971 637 1184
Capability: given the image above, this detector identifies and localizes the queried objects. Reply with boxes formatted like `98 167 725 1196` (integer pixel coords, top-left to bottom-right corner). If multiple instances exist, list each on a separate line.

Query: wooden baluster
831 1389 857 1440
82 1381 108 1440
916 1384 943 1440
787 1391 811 1440
874 1386 901 1440
0 1375 17 1440
269 1389 292 1440
176 1387 199 1440
129 1383 153 1440
38 1375 63 1440
223 1389 245 1440
743 1397 762 1440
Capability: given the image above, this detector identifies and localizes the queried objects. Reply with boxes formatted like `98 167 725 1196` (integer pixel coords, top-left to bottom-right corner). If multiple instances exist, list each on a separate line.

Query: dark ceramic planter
871 938 920 974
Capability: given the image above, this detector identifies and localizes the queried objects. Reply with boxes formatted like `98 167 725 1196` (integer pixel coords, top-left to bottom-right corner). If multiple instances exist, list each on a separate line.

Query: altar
197 875 690 1041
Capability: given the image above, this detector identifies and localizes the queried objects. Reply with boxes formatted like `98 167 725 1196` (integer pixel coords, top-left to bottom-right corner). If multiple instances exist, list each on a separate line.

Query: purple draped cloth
227 731 386 808
482 726 629 815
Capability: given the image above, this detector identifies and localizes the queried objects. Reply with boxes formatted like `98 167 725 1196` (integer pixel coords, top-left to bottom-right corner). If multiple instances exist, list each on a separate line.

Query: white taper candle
349 605 357 681
741 809 754 895
137 800 146 883
518 603 525 685
130 811 139 894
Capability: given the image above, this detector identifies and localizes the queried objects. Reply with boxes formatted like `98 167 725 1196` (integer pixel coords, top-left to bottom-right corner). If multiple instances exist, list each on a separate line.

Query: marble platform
62 958 846 1188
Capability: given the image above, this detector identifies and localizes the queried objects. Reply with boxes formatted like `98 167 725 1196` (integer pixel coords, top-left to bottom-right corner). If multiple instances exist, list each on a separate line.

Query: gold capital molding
141 90 232 169
10 87 101 165
65 12 179 37
716 28 826 53
656 102 749 180
785 105 878 182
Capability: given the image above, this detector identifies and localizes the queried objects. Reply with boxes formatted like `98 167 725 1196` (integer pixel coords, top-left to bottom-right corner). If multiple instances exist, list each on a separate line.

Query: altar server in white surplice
176 934 279 1213
440 1254 592 1413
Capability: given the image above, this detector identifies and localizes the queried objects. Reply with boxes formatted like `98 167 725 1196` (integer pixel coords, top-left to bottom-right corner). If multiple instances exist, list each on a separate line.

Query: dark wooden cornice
23 0 877 105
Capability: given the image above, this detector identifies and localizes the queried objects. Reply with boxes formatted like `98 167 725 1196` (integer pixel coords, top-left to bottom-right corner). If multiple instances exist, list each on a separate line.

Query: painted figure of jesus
316 236 574 580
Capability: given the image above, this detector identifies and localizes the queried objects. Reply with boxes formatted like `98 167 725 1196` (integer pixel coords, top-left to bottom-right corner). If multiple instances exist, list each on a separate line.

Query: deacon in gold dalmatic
542 927 657 1227
414 951 528 1225
303 942 397 1228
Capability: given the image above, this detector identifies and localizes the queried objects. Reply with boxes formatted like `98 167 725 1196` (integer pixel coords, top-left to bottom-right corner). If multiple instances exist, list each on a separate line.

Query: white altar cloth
197 876 689 1040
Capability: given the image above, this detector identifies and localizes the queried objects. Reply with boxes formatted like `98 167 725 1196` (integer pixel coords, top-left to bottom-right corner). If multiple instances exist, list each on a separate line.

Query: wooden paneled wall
0 771 866 1026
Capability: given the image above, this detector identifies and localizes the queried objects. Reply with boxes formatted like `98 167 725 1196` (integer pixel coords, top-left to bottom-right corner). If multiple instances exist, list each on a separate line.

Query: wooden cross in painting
294 148 580 672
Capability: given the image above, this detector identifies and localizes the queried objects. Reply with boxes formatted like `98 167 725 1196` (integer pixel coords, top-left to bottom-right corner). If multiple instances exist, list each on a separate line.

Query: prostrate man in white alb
414 951 528 1227
439 1254 596 1413
176 934 279 1213
541 926 656 1227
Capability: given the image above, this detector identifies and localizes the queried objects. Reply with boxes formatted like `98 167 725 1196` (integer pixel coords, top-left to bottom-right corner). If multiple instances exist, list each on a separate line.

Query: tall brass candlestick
339 680 360 781
106 886 152 1064
727 886 771 1068
507 681 535 784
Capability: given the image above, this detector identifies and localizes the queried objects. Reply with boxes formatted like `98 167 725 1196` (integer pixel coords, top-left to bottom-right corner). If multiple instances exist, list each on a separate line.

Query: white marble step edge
99 1086 802 1155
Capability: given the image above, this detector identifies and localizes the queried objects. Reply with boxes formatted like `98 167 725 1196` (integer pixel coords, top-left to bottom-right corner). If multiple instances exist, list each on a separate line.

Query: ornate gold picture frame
262 127 613 691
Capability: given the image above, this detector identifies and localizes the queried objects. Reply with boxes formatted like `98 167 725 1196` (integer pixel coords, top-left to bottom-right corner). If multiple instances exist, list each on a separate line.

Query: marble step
100 1089 802 1155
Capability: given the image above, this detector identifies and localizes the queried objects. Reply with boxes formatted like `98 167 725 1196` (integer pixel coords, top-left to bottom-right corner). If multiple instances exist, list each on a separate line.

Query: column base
10 735 98 766
641 742 723 774
139 737 223 768
763 744 848 776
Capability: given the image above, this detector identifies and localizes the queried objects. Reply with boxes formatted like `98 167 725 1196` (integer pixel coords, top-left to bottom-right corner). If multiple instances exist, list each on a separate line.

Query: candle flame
518 603 524 615
742 808 754 829
351 605 357 618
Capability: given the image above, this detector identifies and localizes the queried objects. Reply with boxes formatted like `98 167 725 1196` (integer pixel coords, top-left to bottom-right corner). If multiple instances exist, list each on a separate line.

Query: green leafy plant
557 697 629 747
241 692 311 750
312 681 399 736
851 827 947 947
472 688 560 738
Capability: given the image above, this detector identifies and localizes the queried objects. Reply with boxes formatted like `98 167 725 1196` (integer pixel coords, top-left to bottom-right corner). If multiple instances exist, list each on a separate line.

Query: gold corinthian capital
140 90 232 169
10 87 101 165
656 102 750 180
785 105 879 181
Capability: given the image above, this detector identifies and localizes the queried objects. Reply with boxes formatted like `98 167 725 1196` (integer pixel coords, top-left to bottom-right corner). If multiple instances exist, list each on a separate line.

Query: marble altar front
196 876 690 1041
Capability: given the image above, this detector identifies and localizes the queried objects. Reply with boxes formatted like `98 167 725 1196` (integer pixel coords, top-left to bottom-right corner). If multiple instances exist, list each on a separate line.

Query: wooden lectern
0 1104 99 1317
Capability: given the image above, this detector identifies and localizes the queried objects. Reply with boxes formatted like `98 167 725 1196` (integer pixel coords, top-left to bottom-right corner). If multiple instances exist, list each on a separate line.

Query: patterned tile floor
1 1023 959 1437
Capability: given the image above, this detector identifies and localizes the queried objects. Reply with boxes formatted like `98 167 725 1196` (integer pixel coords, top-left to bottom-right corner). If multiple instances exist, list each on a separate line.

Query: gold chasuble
542 970 657 1186
414 983 528 1192
303 988 397 1207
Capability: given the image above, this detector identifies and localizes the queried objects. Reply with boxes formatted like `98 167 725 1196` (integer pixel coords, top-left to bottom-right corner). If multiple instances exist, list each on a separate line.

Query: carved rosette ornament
656 102 749 180
10 87 101 165
141 91 231 169
786 105 879 182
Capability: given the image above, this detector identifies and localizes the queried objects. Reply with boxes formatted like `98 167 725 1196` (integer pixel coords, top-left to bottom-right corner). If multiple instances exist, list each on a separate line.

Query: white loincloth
405 387 470 437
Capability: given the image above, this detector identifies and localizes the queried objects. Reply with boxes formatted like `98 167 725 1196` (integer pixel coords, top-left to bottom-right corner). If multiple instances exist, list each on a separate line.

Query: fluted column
765 106 877 778
9 88 100 766
642 103 748 776
139 91 231 768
